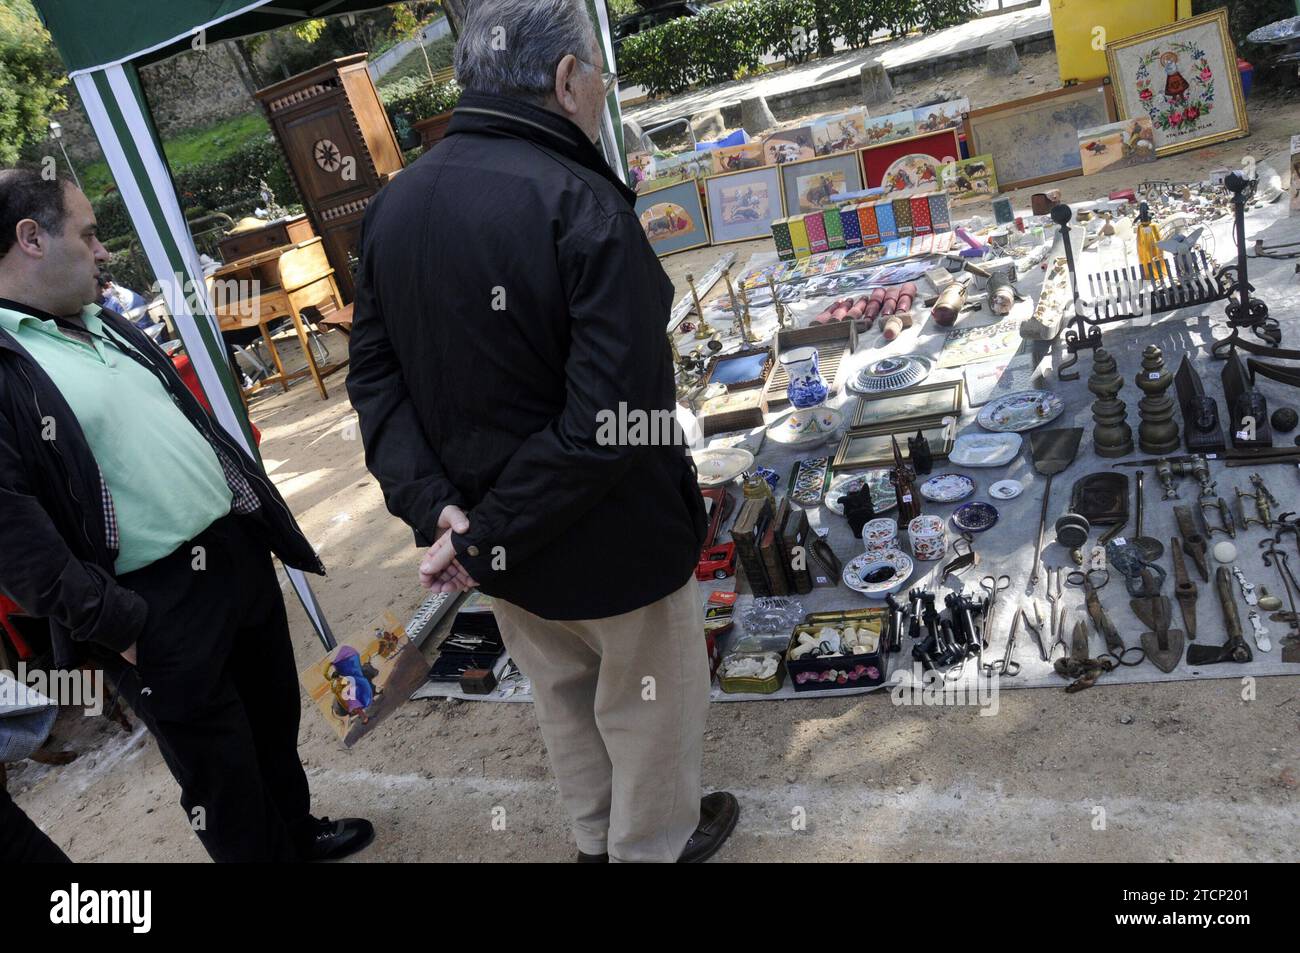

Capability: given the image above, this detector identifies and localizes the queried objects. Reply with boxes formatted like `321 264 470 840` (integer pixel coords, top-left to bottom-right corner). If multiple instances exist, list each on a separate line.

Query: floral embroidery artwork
1133 41 1215 137
1107 10 1247 156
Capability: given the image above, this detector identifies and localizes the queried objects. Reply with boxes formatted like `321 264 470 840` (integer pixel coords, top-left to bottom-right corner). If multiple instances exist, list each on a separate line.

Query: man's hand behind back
419 504 480 592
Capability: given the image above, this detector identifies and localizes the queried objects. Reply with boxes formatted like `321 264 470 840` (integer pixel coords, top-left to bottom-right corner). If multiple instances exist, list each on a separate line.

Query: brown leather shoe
678 792 739 863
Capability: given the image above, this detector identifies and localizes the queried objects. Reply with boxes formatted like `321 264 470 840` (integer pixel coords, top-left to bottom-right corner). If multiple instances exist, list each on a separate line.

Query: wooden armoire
254 54 405 302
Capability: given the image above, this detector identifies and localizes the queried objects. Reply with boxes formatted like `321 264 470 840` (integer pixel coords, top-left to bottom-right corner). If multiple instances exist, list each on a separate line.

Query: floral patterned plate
824 470 897 515
975 390 1065 433
843 549 913 599
919 472 976 503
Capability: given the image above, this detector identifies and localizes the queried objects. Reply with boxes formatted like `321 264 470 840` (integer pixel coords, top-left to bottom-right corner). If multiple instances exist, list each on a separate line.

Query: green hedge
620 0 982 96
92 133 301 247
1196 0 1294 85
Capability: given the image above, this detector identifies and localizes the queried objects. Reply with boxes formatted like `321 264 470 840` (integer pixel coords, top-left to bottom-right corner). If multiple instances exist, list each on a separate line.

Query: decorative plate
952 501 999 533
948 432 1024 467
881 154 945 197
919 472 976 503
843 548 914 599
824 470 897 515
693 447 755 487
849 356 932 394
989 480 1023 500
976 390 1065 433
767 406 842 447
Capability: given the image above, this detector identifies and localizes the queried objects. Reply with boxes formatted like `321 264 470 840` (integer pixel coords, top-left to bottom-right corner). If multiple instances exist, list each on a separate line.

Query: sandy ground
10 53 1300 862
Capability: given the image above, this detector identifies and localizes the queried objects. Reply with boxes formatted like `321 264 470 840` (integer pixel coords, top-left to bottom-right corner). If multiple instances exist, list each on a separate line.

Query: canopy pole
73 63 335 650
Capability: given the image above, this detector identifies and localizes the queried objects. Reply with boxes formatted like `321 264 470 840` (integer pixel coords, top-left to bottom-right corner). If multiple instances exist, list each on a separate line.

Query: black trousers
110 514 311 862
0 786 71 863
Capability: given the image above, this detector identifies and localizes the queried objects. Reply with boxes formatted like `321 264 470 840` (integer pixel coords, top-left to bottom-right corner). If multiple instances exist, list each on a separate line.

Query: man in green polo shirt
0 168 372 863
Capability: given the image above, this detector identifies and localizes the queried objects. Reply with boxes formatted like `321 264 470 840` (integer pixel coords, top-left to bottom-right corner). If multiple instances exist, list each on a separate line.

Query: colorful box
822 207 845 250
892 197 913 237
840 204 863 248
928 192 951 232
788 216 811 258
910 195 933 235
771 217 795 260
992 196 1014 225
874 200 897 241
857 204 879 246
804 212 829 254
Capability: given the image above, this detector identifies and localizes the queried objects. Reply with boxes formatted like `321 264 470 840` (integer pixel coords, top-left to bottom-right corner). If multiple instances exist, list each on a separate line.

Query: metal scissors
982 605 1022 677
979 574 1011 653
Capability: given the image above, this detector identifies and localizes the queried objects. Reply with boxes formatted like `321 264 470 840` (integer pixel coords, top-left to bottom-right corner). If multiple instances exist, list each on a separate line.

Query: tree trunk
227 40 262 96
814 0 834 57
441 0 468 39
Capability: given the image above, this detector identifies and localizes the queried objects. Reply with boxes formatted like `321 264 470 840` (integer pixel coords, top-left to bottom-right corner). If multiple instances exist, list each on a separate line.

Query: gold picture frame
633 178 712 256
1105 7 1248 158
962 81 1117 191
702 164 786 245
832 415 957 472
777 149 865 216
850 379 964 429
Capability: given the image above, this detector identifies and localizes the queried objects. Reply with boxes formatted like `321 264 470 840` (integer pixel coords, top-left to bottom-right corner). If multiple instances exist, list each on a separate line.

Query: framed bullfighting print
859 129 960 199
779 151 864 216
704 165 784 244
1105 7 1248 157
634 179 711 256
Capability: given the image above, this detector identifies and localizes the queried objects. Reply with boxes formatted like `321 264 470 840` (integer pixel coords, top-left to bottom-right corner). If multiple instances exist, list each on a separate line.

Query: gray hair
453 0 596 101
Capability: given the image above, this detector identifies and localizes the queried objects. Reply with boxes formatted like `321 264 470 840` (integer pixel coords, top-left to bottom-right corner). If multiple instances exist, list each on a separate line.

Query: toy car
696 542 737 581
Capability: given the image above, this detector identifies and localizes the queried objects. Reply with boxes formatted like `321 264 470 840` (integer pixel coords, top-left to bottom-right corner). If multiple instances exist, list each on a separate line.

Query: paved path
623 1 1053 128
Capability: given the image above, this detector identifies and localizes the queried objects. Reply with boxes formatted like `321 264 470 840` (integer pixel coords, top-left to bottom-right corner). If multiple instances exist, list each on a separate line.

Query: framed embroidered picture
634 179 710 256
704 165 784 244
1105 7 1248 157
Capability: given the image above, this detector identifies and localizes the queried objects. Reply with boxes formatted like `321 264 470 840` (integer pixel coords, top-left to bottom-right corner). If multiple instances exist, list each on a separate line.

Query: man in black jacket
0 168 371 862
348 0 738 862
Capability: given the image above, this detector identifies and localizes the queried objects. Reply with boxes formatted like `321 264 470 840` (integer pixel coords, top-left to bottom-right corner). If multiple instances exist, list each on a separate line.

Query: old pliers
1022 600 1049 662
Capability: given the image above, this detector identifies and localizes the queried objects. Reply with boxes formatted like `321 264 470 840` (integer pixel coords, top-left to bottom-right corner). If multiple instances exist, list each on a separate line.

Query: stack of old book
729 496 815 596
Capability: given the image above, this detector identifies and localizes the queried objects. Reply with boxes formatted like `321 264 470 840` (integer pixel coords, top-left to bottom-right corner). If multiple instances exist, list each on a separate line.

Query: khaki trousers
492 579 710 863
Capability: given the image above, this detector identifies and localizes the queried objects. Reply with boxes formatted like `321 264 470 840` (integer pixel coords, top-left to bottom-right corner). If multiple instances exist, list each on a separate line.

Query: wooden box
217 214 315 263
761 321 858 412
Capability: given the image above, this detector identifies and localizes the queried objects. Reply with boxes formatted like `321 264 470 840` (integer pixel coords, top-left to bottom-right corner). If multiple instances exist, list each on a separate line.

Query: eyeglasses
576 56 618 95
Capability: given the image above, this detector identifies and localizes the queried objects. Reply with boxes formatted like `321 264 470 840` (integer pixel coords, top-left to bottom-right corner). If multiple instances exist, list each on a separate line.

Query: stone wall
51 42 260 164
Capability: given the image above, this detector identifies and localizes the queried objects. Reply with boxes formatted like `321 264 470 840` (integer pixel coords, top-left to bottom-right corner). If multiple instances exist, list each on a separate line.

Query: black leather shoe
678 792 739 863
296 816 375 862
576 850 609 863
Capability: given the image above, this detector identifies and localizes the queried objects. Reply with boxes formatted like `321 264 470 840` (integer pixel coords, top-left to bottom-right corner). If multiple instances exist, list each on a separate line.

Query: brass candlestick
722 267 745 341
686 272 716 340
767 275 787 330
737 283 761 345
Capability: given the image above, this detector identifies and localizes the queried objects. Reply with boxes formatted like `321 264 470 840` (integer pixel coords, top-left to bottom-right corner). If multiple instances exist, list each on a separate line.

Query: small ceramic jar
907 514 946 561
861 517 897 554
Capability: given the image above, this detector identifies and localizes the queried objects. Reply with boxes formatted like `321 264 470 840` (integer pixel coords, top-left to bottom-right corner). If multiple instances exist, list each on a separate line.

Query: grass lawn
79 112 271 202
376 32 455 88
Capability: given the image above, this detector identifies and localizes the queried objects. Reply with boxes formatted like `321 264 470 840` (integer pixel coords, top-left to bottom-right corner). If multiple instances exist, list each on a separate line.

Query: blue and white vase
781 346 829 409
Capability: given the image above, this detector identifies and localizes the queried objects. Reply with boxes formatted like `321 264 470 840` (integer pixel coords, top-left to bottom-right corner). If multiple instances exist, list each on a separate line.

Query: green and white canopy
31 0 626 648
